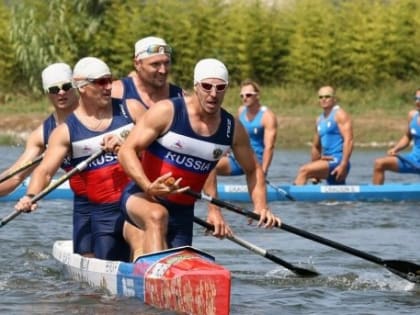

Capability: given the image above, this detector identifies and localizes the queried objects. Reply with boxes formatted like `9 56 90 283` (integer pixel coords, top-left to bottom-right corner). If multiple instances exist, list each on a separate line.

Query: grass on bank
0 81 417 148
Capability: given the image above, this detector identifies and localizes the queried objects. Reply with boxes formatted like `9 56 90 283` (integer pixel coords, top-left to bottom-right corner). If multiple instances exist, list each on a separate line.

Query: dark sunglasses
87 77 113 86
318 94 333 100
414 96 420 102
240 92 257 99
47 82 73 94
199 82 228 92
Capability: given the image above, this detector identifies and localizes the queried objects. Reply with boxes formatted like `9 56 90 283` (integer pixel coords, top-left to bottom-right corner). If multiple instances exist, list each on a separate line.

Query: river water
0 146 419 315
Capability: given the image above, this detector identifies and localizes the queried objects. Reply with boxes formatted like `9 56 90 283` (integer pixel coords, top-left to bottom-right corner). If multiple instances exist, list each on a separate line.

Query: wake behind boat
6 179 420 202
53 240 231 315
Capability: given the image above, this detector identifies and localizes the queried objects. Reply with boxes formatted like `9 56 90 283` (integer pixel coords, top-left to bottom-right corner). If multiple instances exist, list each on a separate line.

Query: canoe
52 240 231 315
3 179 420 202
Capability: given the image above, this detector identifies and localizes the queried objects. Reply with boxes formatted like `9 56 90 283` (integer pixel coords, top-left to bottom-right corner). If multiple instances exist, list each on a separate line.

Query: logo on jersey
120 129 130 140
226 118 232 139
213 148 223 159
164 152 211 171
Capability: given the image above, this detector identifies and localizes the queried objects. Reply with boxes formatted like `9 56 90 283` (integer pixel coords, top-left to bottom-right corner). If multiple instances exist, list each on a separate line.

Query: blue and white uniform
121 76 183 108
121 97 234 248
229 106 266 175
317 105 350 184
67 99 134 261
398 111 420 172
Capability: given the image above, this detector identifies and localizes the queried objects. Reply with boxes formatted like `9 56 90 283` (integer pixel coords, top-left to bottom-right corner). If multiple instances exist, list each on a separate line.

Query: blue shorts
228 155 245 176
327 156 351 185
73 195 129 261
397 153 420 173
121 181 194 248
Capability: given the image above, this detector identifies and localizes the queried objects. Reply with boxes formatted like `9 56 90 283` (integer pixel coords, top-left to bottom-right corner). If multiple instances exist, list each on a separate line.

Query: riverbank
0 112 405 149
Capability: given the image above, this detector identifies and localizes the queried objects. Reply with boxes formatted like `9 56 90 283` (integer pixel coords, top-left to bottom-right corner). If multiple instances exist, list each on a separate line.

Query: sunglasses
414 96 420 101
86 77 113 86
47 82 73 94
199 82 228 93
318 94 333 100
137 44 172 56
240 92 257 99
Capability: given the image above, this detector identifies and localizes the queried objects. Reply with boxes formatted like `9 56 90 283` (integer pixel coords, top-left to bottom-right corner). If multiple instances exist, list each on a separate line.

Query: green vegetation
0 0 419 147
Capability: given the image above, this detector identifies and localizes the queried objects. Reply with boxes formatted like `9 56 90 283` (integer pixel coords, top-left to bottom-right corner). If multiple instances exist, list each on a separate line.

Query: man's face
135 54 171 88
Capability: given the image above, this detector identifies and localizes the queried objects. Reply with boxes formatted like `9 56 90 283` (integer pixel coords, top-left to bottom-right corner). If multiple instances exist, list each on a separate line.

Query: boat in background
53 240 231 315
3 179 420 202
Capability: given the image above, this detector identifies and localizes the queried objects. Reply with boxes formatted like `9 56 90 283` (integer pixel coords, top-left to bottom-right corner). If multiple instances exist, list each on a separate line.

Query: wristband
26 194 35 198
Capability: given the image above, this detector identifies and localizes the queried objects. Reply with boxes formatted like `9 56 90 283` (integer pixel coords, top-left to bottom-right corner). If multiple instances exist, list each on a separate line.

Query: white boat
53 240 231 315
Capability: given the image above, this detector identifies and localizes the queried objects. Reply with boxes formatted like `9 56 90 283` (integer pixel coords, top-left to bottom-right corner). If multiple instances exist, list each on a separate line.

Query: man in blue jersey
294 86 353 185
372 88 420 184
111 36 183 111
214 79 278 176
0 63 78 196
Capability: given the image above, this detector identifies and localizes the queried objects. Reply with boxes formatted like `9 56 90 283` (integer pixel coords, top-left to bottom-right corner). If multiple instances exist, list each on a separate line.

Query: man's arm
388 110 415 155
0 125 45 196
231 120 280 227
118 100 174 194
336 109 354 167
261 109 277 174
311 125 322 161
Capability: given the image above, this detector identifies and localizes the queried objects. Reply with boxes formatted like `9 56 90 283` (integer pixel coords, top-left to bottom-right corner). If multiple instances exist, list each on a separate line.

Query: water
0 146 419 315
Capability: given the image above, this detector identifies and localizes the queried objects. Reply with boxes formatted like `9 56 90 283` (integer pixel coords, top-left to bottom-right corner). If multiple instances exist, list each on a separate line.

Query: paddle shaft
193 216 318 276
0 154 44 184
265 179 295 201
188 190 386 266
0 150 104 227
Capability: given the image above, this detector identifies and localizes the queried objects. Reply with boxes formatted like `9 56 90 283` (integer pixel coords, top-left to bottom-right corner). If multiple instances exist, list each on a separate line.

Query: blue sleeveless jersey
65 98 134 203
142 97 234 205
121 76 183 108
239 106 266 162
317 106 343 158
409 111 420 157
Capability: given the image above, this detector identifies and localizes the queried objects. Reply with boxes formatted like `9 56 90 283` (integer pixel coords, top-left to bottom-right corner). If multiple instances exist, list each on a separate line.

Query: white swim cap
41 63 73 92
193 58 228 84
73 57 111 87
134 36 171 60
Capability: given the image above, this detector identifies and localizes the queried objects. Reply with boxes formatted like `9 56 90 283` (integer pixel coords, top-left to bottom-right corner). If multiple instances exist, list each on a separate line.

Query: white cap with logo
193 58 229 84
73 57 111 87
42 63 73 92
134 36 171 60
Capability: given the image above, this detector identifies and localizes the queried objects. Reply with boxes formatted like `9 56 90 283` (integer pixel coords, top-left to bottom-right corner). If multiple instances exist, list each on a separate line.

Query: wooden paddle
0 150 104 227
265 179 295 201
0 154 44 184
194 216 319 277
187 189 420 284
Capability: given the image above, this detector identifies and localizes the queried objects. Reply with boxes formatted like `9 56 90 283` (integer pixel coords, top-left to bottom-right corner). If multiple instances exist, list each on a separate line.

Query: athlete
118 58 281 258
372 88 420 184
0 63 78 196
214 79 277 176
111 36 183 110
294 86 353 185
15 57 144 261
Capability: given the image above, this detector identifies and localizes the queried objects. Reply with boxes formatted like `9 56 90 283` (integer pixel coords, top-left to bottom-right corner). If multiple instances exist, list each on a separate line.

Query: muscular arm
336 109 353 166
25 124 71 196
311 127 322 161
118 100 173 191
261 109 277 174
388 110 415 155
0 125 45 196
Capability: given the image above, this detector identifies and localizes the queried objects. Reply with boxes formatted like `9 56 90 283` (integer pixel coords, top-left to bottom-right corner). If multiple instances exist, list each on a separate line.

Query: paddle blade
384 260 420 283
290 265 320 277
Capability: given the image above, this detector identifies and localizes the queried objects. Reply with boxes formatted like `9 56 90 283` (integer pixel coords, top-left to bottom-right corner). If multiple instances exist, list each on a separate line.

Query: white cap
42 63 73 91
134 36 170 60
73 57 111 87
193 58 228 84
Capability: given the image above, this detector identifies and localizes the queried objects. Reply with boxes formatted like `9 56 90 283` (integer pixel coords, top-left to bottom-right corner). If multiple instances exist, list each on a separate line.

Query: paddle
193 216 319 277
265 179 295 201
396 154 420 172
0 150 104 228
0 154 44 184
186 189 420 284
